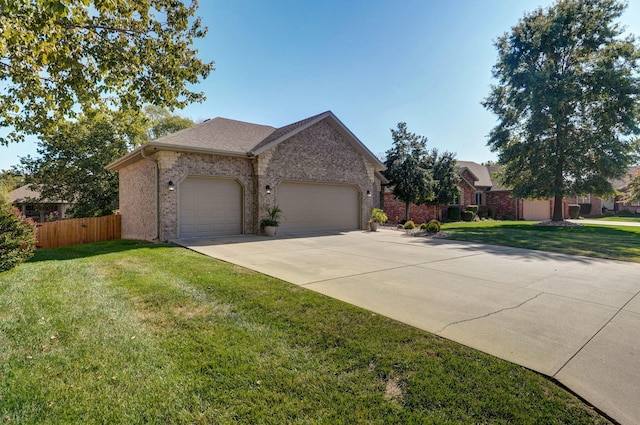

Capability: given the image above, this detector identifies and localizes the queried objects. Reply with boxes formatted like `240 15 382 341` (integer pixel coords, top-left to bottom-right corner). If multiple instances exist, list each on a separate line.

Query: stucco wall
157 152 255 241
260 120 376 229
118 158 157 240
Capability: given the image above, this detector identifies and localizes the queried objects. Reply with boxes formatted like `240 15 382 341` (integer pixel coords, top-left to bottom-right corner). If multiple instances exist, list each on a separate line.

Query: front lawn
585 215 640 222
442 221 640 262
0 240 609 424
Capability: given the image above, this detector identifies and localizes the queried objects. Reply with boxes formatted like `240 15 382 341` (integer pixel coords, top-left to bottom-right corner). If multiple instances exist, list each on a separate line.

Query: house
612 166 640 214
9 185 72 222
383 161 631 223
106 111 386 241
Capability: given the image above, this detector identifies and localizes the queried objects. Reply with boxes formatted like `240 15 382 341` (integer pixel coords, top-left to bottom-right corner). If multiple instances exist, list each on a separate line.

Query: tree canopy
426 149 459 220
384 123 435 221
144 105 194 139
0 0 213 144
483 0 640 221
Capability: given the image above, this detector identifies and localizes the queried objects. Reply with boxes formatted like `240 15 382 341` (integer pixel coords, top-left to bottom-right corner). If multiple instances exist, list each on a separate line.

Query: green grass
442 221 640 262
0 240 610 424
585 215 640 222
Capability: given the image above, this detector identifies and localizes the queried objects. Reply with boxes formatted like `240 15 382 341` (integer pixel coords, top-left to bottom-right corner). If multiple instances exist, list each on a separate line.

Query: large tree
144 105 195 139
384 122 434 221
0 0 213 144
483 0 640 221
426 149 460 221
19 108 149 217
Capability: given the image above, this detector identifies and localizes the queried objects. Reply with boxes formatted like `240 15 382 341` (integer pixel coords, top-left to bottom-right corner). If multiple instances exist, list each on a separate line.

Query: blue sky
1 0 639 170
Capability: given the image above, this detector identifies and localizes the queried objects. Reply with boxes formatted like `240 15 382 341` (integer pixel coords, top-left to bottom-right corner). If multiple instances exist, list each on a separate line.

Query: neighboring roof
107 111 385 172
9 185 67 204
456 161 493 187
611 166 640 191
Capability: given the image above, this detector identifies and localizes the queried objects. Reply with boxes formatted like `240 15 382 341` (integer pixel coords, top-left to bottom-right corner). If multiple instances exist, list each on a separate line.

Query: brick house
9 185 72 222
382 161 630 223
106 111 386 241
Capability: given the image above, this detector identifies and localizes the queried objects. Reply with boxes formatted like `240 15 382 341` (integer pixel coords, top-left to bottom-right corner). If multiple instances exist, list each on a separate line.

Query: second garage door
179 177 242 238
522 199 551 221
277 182 359 233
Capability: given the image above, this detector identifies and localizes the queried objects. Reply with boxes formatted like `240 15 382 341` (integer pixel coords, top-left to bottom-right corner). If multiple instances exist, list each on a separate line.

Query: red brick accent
383 193 438 224
486 191 518 219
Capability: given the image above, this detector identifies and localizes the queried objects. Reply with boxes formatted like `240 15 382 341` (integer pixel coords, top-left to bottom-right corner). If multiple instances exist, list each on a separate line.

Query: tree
483 0 640 221
384 123 434 221
144 105 195 139
427 149 460 221
19 108 149 217
0 0 214 144
623 169 640 204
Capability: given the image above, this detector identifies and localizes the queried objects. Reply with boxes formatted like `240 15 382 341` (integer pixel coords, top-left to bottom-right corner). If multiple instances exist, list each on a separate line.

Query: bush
426 219 441 233
447 206 460 221
487 208 495 219
579 203 592 216
419 222 427 230
403 220 416 229
466 205 479 214
568 204 580 219
478 209 489 219
461 211 475 222
0 202 37 272
501 214 515 221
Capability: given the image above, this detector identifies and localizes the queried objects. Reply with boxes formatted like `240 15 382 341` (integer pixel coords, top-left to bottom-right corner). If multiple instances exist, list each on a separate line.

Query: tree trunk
552 195 564 221
405 202 410 221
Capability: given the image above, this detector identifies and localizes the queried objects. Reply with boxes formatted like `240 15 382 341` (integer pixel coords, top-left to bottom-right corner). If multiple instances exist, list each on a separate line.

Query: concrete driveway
176 229 640 425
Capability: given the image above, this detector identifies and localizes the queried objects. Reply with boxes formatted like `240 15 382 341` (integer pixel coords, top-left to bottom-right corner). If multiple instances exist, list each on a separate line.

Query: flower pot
264 226 276 236
370 222 379 232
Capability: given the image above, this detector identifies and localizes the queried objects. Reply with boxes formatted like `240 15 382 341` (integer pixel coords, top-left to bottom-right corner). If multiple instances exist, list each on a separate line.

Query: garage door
522 199 551 220
277 182 359 233
179 177 242 238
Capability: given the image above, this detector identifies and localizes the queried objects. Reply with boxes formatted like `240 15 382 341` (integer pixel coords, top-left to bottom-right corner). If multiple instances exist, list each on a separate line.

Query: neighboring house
106 111 386 241
612 166 640 214
383 161 633 223
9 185 72 222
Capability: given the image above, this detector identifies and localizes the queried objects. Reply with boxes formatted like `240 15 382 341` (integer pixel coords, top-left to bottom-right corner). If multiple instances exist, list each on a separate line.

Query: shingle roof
456 161 493 187
9 185 66 204
150 117 276 155
251 111 329 153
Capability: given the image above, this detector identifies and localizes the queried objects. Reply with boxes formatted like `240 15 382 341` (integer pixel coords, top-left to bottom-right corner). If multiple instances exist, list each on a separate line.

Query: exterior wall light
168 180 175 191
266 184 272 194
366 190 372 198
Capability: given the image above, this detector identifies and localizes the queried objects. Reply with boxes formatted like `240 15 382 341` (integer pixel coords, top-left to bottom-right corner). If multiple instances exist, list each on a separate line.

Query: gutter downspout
140 148 160 242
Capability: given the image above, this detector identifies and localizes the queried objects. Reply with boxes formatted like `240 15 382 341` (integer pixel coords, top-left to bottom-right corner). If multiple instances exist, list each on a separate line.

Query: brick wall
383 192 438 224
486 191 518 219
118 158 157 240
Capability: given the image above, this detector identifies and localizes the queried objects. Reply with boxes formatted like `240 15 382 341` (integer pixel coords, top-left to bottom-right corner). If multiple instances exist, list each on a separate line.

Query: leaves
483 0 640 219
0 0 214 144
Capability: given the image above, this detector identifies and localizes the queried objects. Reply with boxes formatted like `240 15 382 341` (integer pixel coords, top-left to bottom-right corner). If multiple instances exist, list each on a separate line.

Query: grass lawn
0 240 610 424
584 215 640 222
441 221 640 262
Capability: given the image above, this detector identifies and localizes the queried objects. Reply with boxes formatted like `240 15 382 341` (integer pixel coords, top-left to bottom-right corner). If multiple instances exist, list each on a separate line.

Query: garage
522 199 551 220
179 177 242 238
277 182 360 233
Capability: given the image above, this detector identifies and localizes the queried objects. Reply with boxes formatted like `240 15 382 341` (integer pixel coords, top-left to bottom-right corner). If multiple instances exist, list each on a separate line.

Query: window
475 192 485 206
576 195 591 204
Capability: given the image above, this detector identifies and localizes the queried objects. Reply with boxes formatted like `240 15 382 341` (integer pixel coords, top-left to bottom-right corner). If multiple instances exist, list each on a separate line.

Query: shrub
447 206 460 221
487 208 495 219
568 204 580 219
426 219 441 233
578 203 592 216
419 222 427 230
403 220 416 229
0 202 37 272
466 205 479 214
369 208 388 224
501 214 515 221
478 209 489 219
461 211 475 222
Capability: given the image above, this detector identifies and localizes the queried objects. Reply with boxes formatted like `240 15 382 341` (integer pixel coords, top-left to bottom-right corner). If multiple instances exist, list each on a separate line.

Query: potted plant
369 208 388 231
261 205 283 236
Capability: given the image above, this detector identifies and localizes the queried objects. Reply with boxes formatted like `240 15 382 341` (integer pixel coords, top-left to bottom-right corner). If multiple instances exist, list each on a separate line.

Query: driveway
176 229 640 425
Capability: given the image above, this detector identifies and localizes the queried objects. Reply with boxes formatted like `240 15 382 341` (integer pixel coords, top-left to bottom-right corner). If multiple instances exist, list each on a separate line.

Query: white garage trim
522 199 551 221
276 181 360 233
178 177 243 238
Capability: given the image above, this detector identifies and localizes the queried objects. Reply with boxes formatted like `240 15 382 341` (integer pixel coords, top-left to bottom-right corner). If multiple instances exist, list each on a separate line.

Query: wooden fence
36 215 121 249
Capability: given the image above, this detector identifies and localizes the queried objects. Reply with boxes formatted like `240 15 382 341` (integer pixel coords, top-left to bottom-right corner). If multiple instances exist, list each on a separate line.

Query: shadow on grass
29 239 174 263
430 223 640 264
